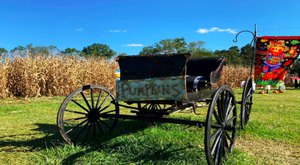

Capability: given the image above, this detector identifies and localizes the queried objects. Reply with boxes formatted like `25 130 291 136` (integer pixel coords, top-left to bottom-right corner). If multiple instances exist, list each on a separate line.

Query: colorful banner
255 36 300 86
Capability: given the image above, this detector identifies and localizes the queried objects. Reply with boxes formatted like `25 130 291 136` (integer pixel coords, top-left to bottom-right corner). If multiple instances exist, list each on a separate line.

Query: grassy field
0 88 299 164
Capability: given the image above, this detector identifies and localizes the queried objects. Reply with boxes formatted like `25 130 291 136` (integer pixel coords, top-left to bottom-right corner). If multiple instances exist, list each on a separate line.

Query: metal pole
233 24 257 76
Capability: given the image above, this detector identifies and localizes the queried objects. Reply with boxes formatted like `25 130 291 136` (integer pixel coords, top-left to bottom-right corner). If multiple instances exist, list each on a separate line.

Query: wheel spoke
80 92 92 111
210 128 222 141
211 132 222 155
71 99 89 113
95 89 103 109
226 131 233 141
93 122 96 138
223 134 229 150
90 88 95 109
226 104 235 121
101 109 117 115
84 122 92 141
214 137 222 164
213 108 222 124
99 101 113 113
220 92 225 111
98 119 112 130
65 109 87 115
157 104 162 109
96 120 103 133
222 135 226 156
246 89 252 100
73 121 90 141
224 91 230 110
97 93 110 111
64 116 87 123
65 118 88 134
142 103 149 108
245 105 250 112
217 97 224 122
225 116 236 125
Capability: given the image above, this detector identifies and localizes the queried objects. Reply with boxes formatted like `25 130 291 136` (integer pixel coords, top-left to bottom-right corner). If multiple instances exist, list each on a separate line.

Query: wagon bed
117 53 226 103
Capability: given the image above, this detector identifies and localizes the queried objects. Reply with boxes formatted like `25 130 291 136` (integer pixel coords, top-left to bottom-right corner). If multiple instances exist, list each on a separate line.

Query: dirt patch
235 137 300 165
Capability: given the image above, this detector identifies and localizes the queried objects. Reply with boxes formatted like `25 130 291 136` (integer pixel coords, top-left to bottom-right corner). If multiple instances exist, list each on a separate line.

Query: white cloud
196 27 237 34
123 43 144 47
109 29 127 33
75 28 83 32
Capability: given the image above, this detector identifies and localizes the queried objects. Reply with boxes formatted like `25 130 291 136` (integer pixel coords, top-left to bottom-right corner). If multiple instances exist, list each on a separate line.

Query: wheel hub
86 109 100 122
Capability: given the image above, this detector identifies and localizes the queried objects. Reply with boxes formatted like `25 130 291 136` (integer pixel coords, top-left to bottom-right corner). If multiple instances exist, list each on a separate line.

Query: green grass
0 89 300 164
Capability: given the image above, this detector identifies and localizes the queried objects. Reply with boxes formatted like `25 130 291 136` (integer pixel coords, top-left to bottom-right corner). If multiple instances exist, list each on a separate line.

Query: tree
191 49 215 58
188 41 215 57
30 46 50 56
215 46 242 65
62 48 80 56
188 41 205 54
139 46 161 55
240 44 254 66
0 47 7 58
11 44 60 57
82 43 116 58
139 37 188 55
11 46 27 57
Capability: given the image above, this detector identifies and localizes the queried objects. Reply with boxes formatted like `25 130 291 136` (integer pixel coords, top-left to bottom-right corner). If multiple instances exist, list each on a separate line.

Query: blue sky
1 0 300 55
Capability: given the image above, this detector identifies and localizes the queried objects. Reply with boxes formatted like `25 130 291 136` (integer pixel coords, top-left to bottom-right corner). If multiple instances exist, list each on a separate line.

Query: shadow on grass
60 121 205 164
0 123 61 152
0 119 151 151
0 119 204 164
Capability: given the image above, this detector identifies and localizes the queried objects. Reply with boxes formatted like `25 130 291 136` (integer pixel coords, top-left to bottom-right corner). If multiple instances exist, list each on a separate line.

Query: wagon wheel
57 84 119 144
205 85 237 165
240 77 253 129
141 103 167 111
136 103 170 118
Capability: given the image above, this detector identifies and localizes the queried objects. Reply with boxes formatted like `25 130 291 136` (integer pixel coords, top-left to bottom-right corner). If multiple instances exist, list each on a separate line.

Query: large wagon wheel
57 84 119 144
240 77 253 129
204 85 237 165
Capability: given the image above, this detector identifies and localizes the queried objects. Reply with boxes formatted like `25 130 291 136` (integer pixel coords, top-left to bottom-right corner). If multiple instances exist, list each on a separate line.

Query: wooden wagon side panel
116 76 187 101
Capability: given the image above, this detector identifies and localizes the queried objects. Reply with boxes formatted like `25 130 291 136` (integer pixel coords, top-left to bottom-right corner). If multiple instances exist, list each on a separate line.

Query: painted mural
254 36 300 86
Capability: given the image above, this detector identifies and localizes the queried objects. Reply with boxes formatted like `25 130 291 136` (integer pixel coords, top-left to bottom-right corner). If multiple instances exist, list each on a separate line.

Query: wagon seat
186 57 226 92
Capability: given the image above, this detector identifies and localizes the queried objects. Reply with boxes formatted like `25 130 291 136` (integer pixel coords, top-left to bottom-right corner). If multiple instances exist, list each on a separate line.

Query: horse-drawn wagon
57 50 255 164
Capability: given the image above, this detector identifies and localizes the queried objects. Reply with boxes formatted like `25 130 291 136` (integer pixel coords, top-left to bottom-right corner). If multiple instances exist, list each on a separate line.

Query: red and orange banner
255 36 300 85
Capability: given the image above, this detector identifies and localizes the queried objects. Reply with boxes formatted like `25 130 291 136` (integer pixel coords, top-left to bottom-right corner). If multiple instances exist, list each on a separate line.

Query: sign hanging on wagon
116 76 186 101
254 36 300 86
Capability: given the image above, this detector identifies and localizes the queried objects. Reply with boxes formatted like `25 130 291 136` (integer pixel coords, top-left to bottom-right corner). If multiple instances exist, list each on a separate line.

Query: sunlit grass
0 89 300 164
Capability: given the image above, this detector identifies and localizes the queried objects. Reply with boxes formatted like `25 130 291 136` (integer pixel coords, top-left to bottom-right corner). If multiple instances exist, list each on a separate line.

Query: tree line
0 43 117 59
0 37 299 68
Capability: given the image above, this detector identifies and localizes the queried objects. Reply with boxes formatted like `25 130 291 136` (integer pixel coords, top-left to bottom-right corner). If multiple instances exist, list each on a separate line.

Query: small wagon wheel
135 103 170 118
204 85 237 165
57 84 119 144
240 77 253 129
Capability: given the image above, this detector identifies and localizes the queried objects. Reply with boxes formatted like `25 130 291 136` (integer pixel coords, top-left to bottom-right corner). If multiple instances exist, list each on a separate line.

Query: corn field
220 65 250 88
0 56 260 99
0 56 118 98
